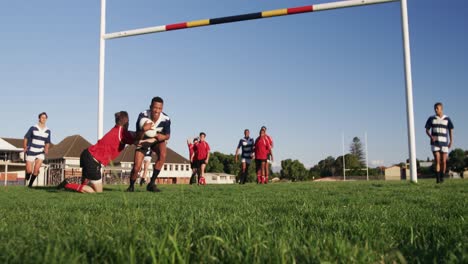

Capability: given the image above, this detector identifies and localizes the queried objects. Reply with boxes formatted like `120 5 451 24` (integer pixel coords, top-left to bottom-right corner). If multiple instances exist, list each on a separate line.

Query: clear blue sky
1 0 467 168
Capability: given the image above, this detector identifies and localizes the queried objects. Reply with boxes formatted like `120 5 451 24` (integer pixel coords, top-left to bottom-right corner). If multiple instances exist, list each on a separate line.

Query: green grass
0 180 467 263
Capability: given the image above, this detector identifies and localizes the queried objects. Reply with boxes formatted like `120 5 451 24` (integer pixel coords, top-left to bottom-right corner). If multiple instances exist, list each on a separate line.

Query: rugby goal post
97 0 418 182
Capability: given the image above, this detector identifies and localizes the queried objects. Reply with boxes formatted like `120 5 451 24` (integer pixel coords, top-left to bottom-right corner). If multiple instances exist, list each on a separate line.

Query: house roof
114 144 189 164
47 135 92 160
2 138 24 149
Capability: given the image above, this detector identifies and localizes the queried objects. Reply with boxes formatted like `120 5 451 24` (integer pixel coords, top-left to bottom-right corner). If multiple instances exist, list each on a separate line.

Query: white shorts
26 154 45 162
90 178 103 184
144 155 152 162
241 158 252 164
432 146 449 153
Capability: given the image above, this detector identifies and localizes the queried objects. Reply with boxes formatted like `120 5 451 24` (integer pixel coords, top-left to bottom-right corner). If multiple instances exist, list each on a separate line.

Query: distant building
204 173 236 184
0 137 24 162
384 165 409 181
0 138 30 185
419 161 433 168
113 144 191 184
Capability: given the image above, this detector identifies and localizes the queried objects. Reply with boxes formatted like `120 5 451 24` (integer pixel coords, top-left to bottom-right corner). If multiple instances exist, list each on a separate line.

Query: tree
314 156 336 177
349 137 365 166
334 154 362 176
206 154 224 173
280 159 308 182
448 148 465 174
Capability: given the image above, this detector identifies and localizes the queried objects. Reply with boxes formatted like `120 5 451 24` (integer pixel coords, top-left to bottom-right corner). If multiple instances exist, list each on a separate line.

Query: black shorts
255 159 267 169
190 161 198 169
80 149 102 181
197 159 207 168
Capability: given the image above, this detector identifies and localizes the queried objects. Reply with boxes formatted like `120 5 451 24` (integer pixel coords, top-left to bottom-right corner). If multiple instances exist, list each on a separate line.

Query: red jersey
188 142 198 161
265 134 273 148
196 141 210 160
88 125 135 166
255 136 271 160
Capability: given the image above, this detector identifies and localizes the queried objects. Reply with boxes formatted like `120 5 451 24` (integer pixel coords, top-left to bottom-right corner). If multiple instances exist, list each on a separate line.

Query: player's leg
128 150 145 191
240 161 247 184
432 149 441 183
89 179 103 193
255 159 262 184
190 165 197 185
143 159 150 185
28 157 44 187
59 149 100 193
265 155 271 183
147 142 166 192
441 151 448 182
244 161 250 184
25 159 34 185
261 161 268 184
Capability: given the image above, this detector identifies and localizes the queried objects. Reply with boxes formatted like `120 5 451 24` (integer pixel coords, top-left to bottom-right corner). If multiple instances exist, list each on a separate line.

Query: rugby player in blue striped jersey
235 129 254 184
425 102 454 183
23 112 51 188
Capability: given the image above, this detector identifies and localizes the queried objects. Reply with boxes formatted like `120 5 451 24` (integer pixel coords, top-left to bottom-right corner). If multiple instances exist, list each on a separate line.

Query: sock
440 171 445 180
25 173 31 181
28 175 37 187
150 169 161 184
65 183 84 192
130 179 136 188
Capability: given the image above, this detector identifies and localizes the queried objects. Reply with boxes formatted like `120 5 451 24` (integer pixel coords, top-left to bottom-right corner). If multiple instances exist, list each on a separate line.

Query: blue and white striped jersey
237 137 254 159
136 110 171 136
24 125 51 156
425 115 454 147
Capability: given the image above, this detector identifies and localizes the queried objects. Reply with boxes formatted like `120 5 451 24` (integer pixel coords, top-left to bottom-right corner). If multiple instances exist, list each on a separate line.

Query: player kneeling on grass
57 111 150 193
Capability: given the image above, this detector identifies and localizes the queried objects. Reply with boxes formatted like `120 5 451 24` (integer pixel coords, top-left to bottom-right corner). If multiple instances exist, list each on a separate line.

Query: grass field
0 180 467 263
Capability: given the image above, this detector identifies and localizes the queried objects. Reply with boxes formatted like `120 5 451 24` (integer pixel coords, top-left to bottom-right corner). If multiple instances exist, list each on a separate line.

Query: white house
204 173 236 184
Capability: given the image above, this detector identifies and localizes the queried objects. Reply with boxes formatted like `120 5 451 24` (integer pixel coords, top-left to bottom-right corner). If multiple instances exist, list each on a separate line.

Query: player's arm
23 127 33 152
190 152 194 163
448 129 453 148
156 133 170 142
156 120 171 142
23 138 28 153
206 151 210 164
44 143 50 155
425 128 434 142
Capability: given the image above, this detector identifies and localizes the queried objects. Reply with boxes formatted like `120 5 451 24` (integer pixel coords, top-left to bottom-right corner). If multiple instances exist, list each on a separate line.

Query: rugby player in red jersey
196 132 210 185
57 111 150 193
255 129 273 184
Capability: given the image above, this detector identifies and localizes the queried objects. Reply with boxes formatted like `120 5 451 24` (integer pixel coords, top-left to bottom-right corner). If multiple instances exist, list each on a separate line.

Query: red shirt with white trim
255 136 271 160
88 125 135 166
196 141 210 160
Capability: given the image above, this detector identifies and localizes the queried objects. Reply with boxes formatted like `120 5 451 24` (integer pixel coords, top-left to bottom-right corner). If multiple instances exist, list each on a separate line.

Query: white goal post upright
97 0 418 182
400 0 417 183
98 0 106 141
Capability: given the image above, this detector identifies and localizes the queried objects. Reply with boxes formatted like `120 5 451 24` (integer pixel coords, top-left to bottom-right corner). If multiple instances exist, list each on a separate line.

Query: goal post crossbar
98 0 418 182
104 0 399 40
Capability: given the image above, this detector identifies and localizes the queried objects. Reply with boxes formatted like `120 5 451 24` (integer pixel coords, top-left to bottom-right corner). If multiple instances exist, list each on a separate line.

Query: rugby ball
139 117 157 138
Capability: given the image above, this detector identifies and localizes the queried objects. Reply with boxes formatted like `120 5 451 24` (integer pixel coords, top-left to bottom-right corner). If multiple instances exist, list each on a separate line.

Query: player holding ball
127 96 171 192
